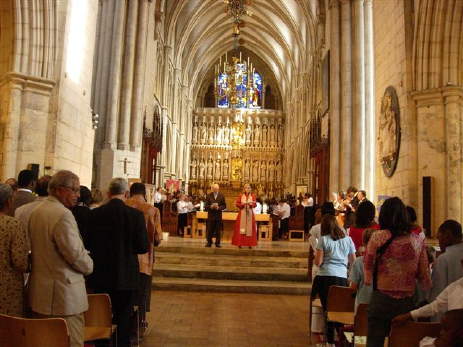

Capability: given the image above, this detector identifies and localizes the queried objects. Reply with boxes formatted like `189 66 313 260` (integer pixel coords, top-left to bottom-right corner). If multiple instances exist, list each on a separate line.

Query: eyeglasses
60 185 80 194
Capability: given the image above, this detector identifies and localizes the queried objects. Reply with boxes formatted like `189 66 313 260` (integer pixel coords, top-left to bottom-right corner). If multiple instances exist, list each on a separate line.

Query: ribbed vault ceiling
165 0 317 106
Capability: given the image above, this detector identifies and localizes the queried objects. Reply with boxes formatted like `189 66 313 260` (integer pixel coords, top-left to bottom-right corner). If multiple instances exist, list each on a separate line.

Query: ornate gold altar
189 108 284 199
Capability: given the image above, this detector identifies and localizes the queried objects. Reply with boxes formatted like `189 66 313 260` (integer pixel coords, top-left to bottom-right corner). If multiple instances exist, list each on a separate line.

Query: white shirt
253 202 262 214
177 200 189 214
301 197 314 207
276 203 291 219
18 188 33 193
154 192 162 203
411 277 463 320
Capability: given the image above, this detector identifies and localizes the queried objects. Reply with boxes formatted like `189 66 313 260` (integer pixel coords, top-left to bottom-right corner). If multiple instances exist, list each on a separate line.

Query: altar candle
263 203 268 214
240 51 242 62
200 201 204 211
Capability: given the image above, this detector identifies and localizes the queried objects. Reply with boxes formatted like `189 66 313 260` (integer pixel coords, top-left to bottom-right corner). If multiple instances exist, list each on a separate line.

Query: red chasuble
232 193 258 247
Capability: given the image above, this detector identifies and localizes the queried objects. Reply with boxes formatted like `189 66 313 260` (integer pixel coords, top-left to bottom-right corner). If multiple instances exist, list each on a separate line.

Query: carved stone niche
378 86 401 177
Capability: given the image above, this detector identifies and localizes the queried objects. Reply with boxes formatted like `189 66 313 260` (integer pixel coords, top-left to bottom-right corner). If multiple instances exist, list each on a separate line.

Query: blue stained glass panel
217 72 229 108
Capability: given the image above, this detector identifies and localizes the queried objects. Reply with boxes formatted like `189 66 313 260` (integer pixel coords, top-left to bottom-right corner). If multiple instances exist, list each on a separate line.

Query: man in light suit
28 170 93 347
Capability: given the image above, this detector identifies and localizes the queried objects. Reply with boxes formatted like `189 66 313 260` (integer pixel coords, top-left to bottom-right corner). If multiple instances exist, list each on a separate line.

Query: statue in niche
260 161 267 182
253 124 261 147
245 123 252 146
275 162 282 182
216 124 223 145
192 123 198 144
269 124 276 147
268 160 275 182
222 159 229 180
277 124 283 147
262 124 268 147
215 159 221 180
223 125 230 145
190 159 197 179
200 123 207 144
243 159 250 180
206 158 213 179
378 86 401 177
208 124 215 145
252 160 260 182
199 159 206 179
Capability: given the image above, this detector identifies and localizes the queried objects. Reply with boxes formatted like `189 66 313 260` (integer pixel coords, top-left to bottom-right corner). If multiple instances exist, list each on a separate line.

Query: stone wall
373 0 417 205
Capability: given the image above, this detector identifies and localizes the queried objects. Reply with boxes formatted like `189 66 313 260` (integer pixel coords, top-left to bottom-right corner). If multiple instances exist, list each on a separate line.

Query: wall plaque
378 86 401 177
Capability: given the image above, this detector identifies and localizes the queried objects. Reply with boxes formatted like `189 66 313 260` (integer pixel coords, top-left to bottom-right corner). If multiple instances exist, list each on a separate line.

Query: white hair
108 177 129 195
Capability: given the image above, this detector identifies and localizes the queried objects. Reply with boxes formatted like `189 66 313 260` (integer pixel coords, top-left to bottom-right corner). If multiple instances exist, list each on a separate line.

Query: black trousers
94 288 135 347
154 203 163 222
311 275 349 343
206 219 222 245
279 218 289 239
367 290 415 347
177 213 188 235
137 273 152 322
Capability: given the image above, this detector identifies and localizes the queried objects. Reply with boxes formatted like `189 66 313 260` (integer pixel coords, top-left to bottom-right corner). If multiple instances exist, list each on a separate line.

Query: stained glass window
216 62 262 109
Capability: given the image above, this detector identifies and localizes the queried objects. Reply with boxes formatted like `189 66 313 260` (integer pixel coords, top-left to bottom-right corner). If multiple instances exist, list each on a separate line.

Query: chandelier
223 0 252 49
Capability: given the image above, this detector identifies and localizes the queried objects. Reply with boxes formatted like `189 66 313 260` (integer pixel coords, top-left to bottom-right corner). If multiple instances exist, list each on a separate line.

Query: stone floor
142 290 310 347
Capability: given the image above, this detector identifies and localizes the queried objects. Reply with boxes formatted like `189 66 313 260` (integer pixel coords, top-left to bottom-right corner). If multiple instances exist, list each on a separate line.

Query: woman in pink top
364 197 431 347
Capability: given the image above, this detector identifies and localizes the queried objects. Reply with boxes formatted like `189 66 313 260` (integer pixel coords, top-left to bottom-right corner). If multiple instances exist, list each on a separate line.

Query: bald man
205 184 226 247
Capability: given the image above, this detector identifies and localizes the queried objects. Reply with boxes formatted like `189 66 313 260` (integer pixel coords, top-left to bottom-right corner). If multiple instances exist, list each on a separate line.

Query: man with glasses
27 170 93 347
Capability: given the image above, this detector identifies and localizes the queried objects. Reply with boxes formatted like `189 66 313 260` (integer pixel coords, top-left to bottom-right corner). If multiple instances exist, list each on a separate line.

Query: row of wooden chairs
0 294 116 347
310 286 442 347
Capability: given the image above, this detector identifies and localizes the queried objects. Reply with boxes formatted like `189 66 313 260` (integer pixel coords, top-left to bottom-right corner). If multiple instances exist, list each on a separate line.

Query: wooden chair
183 225 192 238
258 224 272 240
84 294 117 346
326 286 355 325
353 304 369 346
0 314 70 347
388 321 441 347
193 223 206 238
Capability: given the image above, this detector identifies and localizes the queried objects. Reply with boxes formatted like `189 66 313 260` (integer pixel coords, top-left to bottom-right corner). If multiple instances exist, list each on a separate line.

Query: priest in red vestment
232 184 257 248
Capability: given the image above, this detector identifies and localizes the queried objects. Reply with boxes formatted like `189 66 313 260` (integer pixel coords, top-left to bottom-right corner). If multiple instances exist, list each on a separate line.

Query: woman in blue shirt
311 214 356 344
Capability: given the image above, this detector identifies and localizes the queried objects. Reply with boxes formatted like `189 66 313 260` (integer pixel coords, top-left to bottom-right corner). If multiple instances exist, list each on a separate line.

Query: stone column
443 87 463 220
104 0 126 148
118 0 138 150
329 0 341 194
351 0 365 188
130 0 149 150
364 0 375 198
339 0 352 189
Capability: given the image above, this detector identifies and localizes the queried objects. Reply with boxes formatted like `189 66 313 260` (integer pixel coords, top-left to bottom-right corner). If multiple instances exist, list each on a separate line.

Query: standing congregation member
15 175 51 226
28 170 93 347
87 178 148 347
348 200 379 252
176 194 189 236
301 193 314 237
430 220 463 302
126 183 162 335
4 178 17 192
153 187 164 222
205 184 226 248
364 197 431 347
311 214 356 344
275 199 290 240
11 169 36 214
71 186 92 248
232 184 257 249
0 184 29 317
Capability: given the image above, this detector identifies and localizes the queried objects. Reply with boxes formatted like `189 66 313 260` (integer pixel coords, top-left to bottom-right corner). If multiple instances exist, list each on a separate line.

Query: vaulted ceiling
164 0 320 107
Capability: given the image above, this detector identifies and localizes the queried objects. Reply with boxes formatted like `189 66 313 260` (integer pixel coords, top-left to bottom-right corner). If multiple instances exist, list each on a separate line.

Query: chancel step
152 277 312 295
153 240 310 295
155 252 308 269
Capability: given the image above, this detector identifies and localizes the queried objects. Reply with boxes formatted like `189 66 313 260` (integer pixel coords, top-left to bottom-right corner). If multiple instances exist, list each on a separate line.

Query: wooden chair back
354 304 369 337
84 293 113 327
389 321 441 347
0 314 69 347
326 286 355 312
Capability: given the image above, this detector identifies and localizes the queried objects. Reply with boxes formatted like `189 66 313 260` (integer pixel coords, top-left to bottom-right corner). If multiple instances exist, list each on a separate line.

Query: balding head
211 183 219 193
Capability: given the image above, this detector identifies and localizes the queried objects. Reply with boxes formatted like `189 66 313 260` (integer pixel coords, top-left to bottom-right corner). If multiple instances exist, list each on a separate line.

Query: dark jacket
87 198 148 291
205 192 226 222
72 204 91 248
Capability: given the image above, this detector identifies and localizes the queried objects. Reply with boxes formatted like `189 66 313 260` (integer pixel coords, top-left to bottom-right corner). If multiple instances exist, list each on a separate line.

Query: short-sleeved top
349 256 372 309
316 234 356 278
349 223 380 251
